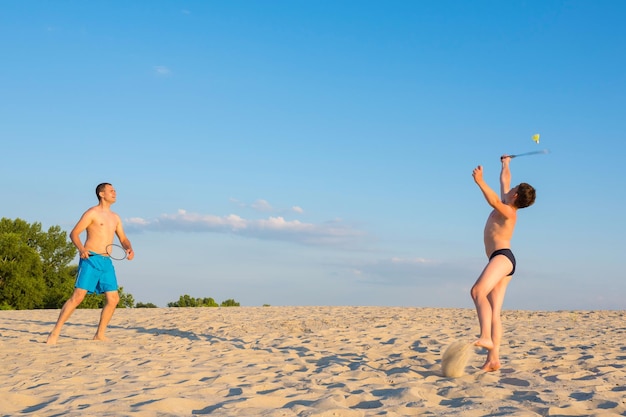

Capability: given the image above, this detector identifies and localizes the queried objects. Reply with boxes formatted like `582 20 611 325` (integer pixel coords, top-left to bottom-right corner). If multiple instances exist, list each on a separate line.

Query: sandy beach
1 307 624 416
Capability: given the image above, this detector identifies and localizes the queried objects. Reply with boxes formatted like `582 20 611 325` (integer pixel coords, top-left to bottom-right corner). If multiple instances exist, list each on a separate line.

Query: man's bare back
483 207 516 257
473 161 519 257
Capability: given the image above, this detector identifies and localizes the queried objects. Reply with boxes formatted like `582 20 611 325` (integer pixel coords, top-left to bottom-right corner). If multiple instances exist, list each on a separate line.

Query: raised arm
472 165 515 218
500 155 512 200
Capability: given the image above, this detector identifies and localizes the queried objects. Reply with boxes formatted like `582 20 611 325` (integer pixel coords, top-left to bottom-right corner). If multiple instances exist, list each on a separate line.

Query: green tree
168 295 219 307
0 233 45 309
37 225 78 308
136 302 158 308
118 288 135 308
0 218 76 309
220 298 240 307
80 287 135 309
80 292 104 309
45 265 77 309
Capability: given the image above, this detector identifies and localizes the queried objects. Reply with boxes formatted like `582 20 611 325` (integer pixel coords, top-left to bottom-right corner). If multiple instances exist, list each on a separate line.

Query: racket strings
104 244 127 260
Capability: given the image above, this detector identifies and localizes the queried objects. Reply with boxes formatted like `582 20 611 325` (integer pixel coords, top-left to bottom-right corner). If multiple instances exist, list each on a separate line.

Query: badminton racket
508 149 550 159
99 244 128 260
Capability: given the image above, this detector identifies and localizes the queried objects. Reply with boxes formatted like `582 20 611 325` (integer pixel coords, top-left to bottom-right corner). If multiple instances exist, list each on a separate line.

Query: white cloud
127 217 150 226
251 199 273 212
391 256 436 265
125 209 365 247
229 198 245 208
153 66 171 76
230 198 305 215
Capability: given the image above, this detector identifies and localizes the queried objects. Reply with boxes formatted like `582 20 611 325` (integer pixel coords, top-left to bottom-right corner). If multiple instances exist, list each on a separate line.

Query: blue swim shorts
75 252 118 294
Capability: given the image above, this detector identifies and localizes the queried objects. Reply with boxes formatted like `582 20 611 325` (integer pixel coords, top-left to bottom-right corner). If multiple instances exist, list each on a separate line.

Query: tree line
0 218 239 310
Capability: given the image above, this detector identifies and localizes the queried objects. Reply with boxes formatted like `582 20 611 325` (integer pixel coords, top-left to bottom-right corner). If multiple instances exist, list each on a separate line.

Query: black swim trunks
490 248 516 276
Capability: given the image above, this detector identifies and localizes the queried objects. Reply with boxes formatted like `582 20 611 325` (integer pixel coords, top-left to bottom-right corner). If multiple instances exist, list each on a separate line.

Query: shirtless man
46 183 134 344
470 156 535 371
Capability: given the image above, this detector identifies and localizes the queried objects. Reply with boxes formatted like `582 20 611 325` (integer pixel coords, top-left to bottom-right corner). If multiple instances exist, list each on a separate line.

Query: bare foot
93 335 110 342
481 359 501 372
474 338 495 351
46 333 59 345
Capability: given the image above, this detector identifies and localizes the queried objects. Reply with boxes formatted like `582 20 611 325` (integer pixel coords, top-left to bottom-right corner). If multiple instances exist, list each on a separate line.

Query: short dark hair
96 183 112 201
514 183 536 209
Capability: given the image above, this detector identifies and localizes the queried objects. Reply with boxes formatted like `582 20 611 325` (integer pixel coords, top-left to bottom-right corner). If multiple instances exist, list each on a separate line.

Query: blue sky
1 1 624 310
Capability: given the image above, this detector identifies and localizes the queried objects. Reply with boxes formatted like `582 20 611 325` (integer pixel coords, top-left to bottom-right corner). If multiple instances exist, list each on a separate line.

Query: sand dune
1 307 625 416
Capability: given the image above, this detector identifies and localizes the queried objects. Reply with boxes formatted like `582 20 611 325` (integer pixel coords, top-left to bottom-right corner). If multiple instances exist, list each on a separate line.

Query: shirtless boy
46 183 134 344
470 156 535 371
